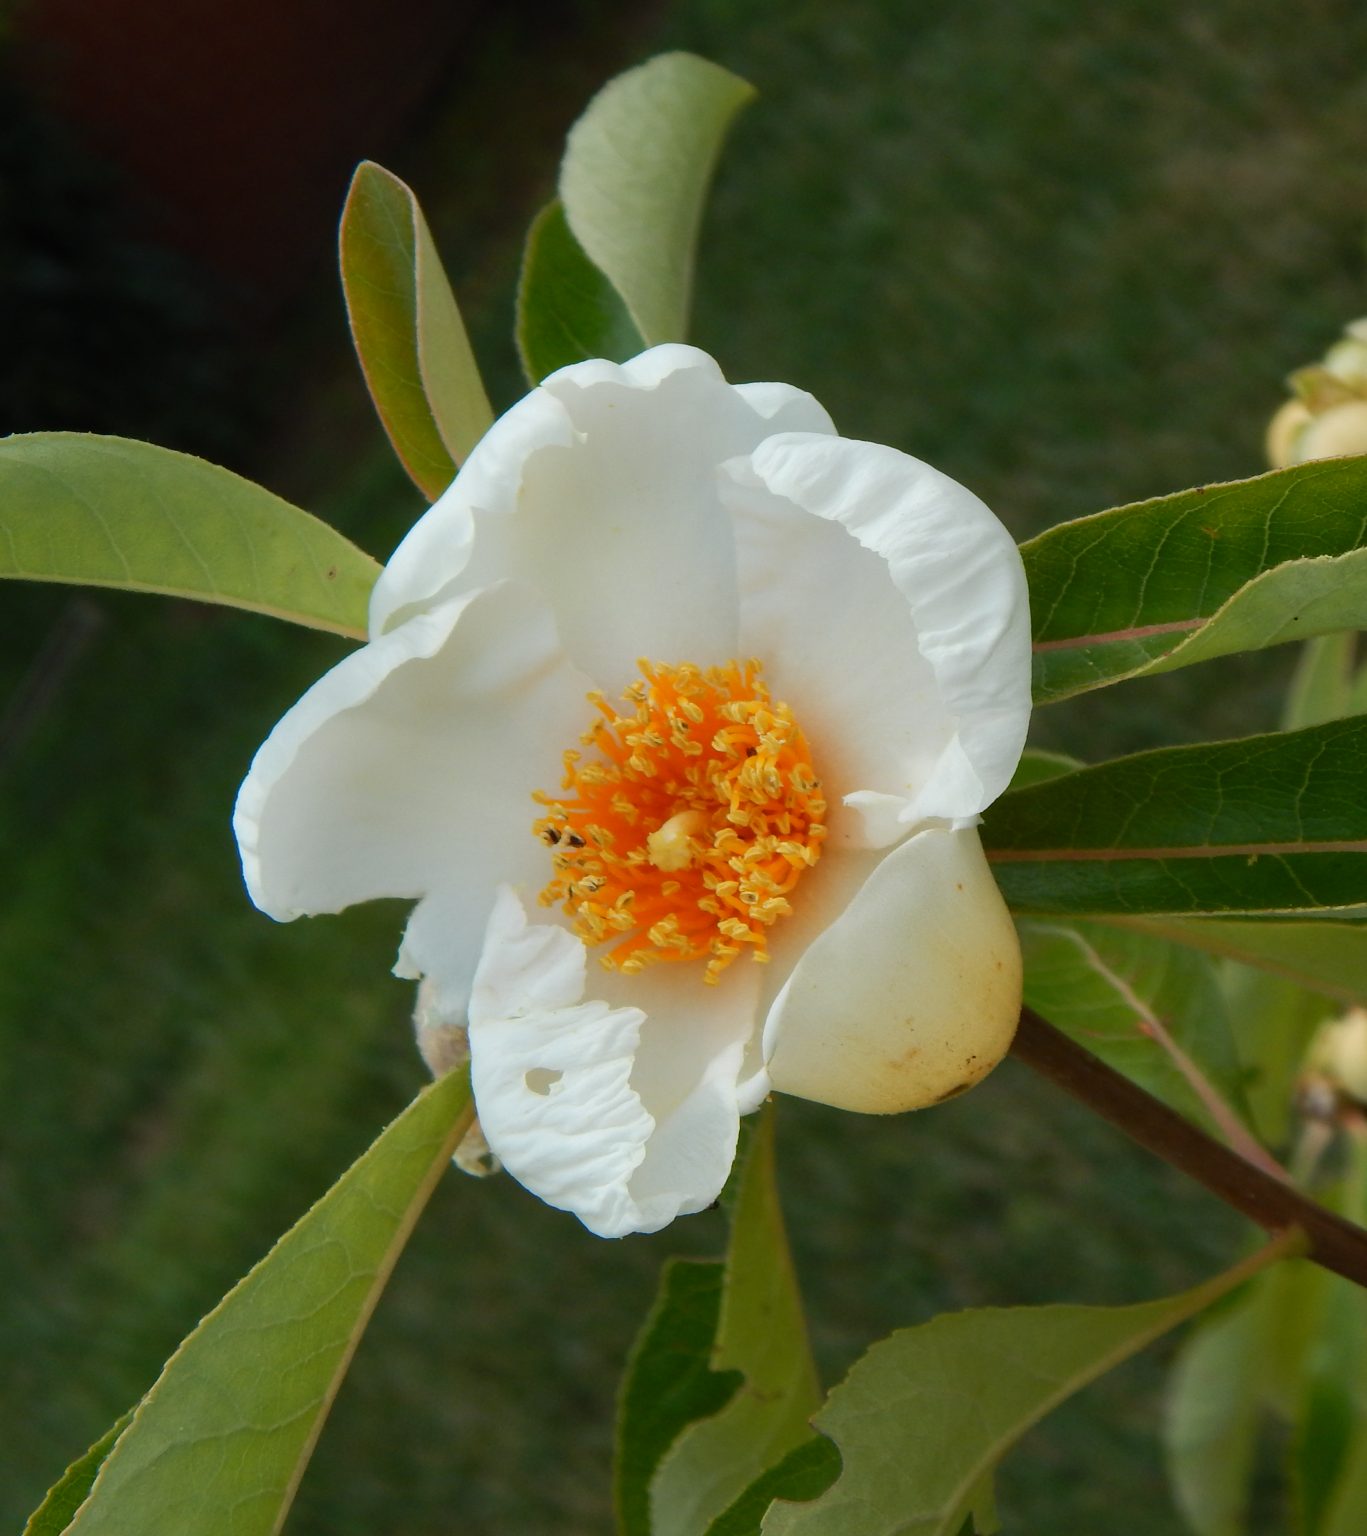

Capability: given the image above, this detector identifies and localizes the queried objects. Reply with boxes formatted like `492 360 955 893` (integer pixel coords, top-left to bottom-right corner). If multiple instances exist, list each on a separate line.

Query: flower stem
1011 1006 1367 1290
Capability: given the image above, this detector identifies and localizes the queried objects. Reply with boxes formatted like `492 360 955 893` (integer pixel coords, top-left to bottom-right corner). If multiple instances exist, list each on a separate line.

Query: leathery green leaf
1106 915 1367 1009
761 1236 1299 1536
615 1260 741 1536
0 434 379 638
1018 919 1246 1135
982 717 1367 917
22 1413 132 1536
1025 458 1367 704
517 199 646 385
703 1440 842 1536
340 161 493 499
561 52 755 344
1164 1289 1272 1536
1284 633 1359 732
651 1103 820 1536
61 1069 473 1536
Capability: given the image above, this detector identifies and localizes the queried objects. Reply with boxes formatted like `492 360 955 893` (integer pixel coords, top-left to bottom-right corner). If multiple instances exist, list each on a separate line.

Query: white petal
378 345 839 691
725 433 1031 841
468 889 762 1237
469 891 655 1239
732 380 836 435
763 827 1021 1113
369 388 577 635
234 581 594 1015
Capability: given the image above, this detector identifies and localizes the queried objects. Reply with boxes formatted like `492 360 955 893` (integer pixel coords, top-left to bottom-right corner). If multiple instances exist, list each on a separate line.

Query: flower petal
468 889 762 1236
234 580 594 1013
369 387 577 635
725 433 1031 841
762 827 1021 1113
375 345 838 691
468 889 654 1238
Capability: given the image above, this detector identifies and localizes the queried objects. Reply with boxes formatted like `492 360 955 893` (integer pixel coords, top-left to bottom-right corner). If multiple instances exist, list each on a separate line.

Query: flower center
533 659 826 984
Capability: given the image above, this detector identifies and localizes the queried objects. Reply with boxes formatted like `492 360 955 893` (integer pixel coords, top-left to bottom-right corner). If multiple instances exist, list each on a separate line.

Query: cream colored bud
1324 336 1367 387
1294 400 1367 464
1308 1007 1367 1104
412 977 502 1177
1270 320 1367 468
1266 398 1312 469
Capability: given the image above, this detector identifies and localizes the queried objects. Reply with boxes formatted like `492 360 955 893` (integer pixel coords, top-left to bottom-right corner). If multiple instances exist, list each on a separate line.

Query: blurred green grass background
4 1 1367 1530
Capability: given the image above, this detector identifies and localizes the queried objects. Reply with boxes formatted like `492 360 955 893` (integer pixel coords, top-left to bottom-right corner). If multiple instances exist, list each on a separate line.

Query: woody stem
1011 1006 1367 1289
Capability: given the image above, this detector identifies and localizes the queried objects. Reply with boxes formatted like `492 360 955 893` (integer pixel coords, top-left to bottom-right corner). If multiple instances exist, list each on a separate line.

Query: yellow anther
532 659 824 983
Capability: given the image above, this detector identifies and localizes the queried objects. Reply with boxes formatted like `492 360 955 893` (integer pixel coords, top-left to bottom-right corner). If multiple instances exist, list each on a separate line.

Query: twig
1011 1006 1367 1290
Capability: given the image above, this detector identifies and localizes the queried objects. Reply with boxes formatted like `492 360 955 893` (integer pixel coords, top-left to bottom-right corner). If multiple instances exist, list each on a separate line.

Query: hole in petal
525 1067 564 1096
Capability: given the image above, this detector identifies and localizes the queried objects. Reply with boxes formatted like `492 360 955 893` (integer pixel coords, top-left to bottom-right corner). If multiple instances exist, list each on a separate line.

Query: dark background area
3 1 1366 1530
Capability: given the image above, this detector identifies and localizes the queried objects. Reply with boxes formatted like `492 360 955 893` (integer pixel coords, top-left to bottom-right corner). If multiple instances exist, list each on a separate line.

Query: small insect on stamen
532 659 825 983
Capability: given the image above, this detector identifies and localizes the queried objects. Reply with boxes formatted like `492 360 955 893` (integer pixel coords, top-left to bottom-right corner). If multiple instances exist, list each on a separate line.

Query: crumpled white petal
725 433 1031 840
235 580 594 1015
374 346 837 690
468 888 755 1237
763 826 1022 1113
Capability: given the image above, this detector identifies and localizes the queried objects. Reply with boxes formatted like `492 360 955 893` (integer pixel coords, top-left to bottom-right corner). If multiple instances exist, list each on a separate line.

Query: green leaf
703 1438 842 1536
22 1414 132 1536
61 1069 473 1536
1018 919 1246 1133
1284 634 1359 731
1107 916 1367 1009
1221 962 1330 1147
340 161 493 499
1025 458 1367 704
516 199 647 385
761 1239 1296 1536
1164 1292 1269 1536
982 717 1367 916
615 1260 742 1536
0 434 379 638
561 52 755 345
1007 747 1081 791
1165 1251 1335 1536
651 1104 821 1536
1293 1140 1367 1536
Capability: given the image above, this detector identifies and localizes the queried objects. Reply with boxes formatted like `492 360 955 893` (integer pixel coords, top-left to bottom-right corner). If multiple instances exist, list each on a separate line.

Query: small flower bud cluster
1267 318 1367 468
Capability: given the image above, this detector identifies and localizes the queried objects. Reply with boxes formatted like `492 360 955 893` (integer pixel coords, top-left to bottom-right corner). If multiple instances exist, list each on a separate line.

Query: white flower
234 346 1031 1238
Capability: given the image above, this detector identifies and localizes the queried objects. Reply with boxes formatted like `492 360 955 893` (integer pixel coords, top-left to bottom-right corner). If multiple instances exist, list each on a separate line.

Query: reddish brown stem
1011 1007 1367 1290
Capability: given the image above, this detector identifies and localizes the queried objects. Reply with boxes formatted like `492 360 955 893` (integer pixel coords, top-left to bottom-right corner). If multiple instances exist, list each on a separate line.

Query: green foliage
339 162 493 499
22 1415 131 1536
560 52 755 345
760 1240 1295 1536
1018 919 1245 1133
1025 458 1367 704
615 1261 741 1536
1284 634 1359 732
651 1108 821 1536
1165 1156 1367 1536
703 1439 842 1536
984 717 1367 915
517 200 646 384
615 1105 819 1536
0 434 380 638
44 1070 473 1536
1122 917 1367 1010
1165 1285 1286 1536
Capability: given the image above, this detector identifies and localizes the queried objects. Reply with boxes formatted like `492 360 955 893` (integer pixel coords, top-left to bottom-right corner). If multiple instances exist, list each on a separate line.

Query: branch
1011 1006 1367 1289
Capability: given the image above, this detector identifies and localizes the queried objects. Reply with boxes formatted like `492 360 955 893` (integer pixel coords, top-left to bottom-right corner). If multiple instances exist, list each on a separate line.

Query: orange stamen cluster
533 660 826 984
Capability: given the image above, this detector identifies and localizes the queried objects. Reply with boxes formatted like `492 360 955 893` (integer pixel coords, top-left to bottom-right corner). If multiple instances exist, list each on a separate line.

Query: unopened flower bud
1267 320 1367 467
1307 1006 1367 1106
413 977 502 1177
